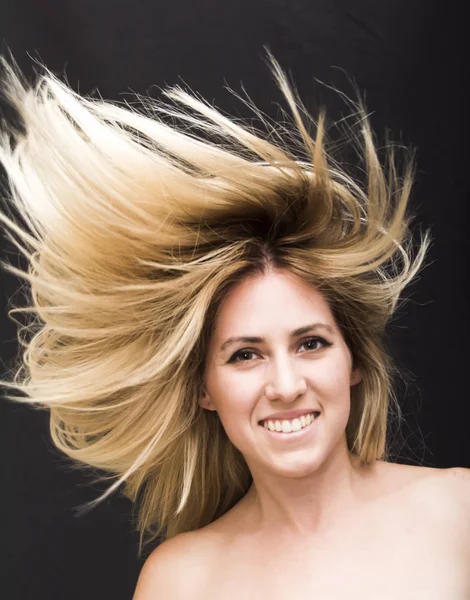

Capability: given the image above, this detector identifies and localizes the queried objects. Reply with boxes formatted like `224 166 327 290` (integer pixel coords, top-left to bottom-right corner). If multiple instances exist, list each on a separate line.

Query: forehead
214 271 334 333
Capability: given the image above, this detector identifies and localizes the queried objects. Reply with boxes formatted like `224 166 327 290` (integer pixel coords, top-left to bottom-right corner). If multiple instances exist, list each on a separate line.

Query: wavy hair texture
0 50 431 558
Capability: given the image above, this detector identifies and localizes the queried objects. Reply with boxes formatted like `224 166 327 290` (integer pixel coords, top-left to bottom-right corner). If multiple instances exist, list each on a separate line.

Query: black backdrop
1 2 469 599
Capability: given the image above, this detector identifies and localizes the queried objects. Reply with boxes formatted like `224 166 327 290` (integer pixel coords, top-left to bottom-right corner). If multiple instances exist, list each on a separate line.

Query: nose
264 354 307 403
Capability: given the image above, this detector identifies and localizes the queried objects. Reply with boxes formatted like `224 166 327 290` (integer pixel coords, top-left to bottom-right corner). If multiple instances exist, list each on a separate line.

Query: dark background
1 1 468 598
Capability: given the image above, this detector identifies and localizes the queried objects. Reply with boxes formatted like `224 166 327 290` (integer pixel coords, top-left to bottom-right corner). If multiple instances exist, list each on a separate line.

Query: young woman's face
200 269 362 478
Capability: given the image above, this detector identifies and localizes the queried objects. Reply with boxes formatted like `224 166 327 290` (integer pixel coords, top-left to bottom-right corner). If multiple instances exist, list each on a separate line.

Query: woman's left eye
227 336 331 364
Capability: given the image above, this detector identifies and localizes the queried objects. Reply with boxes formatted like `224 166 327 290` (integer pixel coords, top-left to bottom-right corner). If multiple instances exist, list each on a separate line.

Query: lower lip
259 414 320 442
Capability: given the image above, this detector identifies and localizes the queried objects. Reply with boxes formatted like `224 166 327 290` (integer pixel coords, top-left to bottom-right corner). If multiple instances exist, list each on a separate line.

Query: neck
242 450 375 539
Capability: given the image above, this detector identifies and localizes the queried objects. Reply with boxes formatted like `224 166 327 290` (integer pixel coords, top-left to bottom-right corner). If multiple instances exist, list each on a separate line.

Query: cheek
313 365 353 427
210 371 256 417
215 376 264 445
314 360 349 387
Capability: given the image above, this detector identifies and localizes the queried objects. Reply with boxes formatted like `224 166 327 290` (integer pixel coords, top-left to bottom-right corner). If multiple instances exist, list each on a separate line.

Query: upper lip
258 409 320 423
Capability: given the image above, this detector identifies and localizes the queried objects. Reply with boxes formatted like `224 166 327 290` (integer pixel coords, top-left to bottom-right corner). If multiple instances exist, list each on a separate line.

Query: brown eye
301 337 329 352
227 336 332 364
228 349 258 363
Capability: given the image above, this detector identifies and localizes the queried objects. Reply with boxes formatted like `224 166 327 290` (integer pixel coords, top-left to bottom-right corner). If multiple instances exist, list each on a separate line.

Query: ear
199 391 217 412
350 367 362 387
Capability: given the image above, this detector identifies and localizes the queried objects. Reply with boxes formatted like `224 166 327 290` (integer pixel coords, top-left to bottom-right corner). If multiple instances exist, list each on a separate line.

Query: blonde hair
0 50 431 558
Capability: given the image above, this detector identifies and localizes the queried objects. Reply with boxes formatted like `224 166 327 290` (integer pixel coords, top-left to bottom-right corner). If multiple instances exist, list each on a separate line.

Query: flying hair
0 48 431 558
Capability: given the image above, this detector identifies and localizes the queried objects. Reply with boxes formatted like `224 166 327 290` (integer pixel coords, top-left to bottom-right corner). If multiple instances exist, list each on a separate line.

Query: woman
0 51 468 598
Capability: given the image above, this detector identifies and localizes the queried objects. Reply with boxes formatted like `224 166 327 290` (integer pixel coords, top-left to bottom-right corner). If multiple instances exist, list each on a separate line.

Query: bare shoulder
444 465 470 487
424 466 470 550
406 464 469 507
427 466 470 507
376 461 468 520
132 530 211 600
440 466 470 513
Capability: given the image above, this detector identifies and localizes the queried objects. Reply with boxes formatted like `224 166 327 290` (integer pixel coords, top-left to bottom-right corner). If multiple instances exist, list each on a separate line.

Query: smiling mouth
258 411 320 427
258 411 320 436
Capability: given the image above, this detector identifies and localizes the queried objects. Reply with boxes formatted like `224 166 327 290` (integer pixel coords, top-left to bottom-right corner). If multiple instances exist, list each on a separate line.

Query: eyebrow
218 323 335 353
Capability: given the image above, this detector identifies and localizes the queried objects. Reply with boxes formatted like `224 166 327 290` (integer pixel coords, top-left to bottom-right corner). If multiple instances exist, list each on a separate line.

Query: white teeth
262 412 317 434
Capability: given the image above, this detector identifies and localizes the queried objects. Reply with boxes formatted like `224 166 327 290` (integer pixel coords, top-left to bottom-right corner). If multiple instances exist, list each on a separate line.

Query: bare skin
179 271 469 598
134 276 469 600
181 460 469 600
